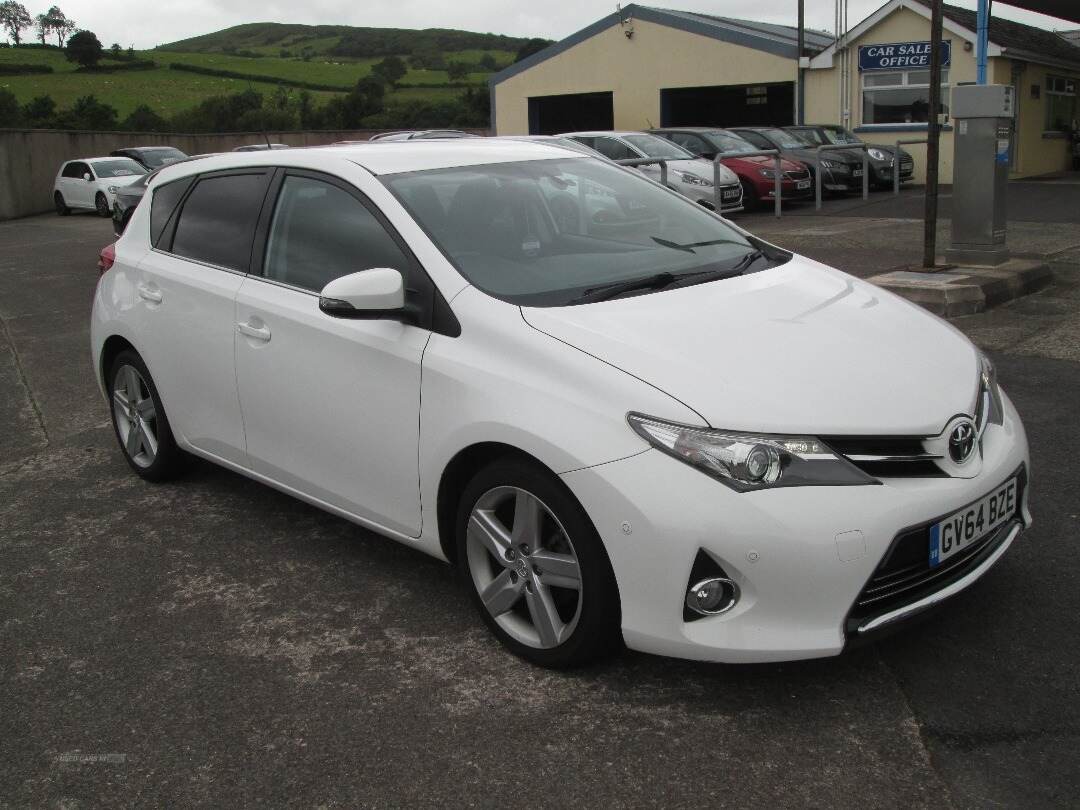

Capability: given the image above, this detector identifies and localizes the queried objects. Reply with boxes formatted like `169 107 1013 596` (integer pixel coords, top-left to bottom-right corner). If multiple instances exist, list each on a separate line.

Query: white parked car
561 130 745 214
91 140 1030 668
54 157 148 217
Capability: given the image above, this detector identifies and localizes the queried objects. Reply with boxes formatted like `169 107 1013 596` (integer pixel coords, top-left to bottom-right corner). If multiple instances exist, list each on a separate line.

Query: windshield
139 148 187 168
622 134 694 161
91 158 147 177
759 129 807 149
703 131 760 155
384 157 781 307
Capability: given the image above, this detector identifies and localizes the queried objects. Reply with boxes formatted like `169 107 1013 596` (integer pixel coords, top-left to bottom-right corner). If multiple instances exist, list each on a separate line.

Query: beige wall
493 19 796 134
805 4 1079 183
0 127 490 221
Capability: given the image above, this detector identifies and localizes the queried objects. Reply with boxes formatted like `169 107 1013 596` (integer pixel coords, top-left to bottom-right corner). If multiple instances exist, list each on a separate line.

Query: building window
861 68 950 125
1045 76 1077 132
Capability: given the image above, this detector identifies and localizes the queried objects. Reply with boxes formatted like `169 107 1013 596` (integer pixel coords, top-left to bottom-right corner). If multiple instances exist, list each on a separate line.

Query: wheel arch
99 334 137 390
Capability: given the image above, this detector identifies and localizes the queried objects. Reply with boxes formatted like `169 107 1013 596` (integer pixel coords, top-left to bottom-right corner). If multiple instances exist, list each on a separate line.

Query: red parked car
648 128 813 209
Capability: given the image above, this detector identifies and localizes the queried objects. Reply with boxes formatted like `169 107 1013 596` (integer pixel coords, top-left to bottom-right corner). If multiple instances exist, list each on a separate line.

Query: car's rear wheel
107 350 185 481
95 192 110 218
456 458 621 668
54 192 70 216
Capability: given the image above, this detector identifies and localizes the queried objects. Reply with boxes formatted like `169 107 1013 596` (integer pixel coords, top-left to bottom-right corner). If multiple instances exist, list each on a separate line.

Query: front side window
263 175 411 293
90 158 148 178
384 157 779 307
862 68 950 125
587 137 638 161
1045 76 1077 132
61 162 84 178
170 173 267 271
666 132 707 154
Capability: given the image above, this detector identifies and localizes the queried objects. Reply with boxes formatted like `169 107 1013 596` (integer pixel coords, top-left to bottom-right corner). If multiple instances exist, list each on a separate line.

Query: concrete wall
0 128 489 221
493 18 795 134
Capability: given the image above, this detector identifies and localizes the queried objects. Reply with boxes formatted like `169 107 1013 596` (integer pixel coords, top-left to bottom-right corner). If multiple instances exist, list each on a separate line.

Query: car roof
561 131 650 139
149 139 583 182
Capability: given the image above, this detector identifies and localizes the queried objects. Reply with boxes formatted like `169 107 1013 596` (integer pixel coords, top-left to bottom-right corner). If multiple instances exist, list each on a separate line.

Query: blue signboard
858 41 951 71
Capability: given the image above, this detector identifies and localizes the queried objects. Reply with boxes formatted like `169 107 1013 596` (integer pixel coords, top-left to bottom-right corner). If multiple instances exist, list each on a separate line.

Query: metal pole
797 0 805 125
895 139 902 196
773 156 782 218
815 153 823 210
713 157 721 211
923 0 944 268
976 0 989 85
659 159 667 189
862 150 869 199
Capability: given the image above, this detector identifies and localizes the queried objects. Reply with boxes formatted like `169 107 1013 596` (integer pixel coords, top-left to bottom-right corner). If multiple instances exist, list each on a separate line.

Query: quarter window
150 178 193 247
862 68 950 125
170 173 268 271
262 175 411 293
61 162 86 179
1045 75 1077 132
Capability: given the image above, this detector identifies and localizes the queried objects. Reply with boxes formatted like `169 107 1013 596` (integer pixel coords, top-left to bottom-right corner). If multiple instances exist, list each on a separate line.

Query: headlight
677 172 712 187
107 185 119 193
627 413 874 491
979 353 1004 427
758 168 777 178
819 159 834 168
867 148 888 161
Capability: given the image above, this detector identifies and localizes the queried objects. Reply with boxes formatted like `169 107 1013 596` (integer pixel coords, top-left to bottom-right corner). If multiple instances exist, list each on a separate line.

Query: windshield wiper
573 272 679 303
650 236 748 254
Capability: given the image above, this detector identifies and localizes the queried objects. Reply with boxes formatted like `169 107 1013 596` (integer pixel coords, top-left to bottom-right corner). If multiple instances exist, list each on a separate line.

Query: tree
478 52 496 71
109 42 121 58
0 1 32 46
33 12 46 44
446 62 469 81
38 6 72 46
65 29 102 68
22 94 56 126
514 38 550 63
122 104 166 132
370 55 406 88
0 88 21 125
59 94 117 129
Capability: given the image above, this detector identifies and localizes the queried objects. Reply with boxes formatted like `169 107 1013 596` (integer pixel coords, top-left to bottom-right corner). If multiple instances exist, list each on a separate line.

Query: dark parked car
111 173 150 236
109 147 188 171
648 127 813 209
367 130 480 142
727 127 866 194
233 143 290 152
786 125 914 188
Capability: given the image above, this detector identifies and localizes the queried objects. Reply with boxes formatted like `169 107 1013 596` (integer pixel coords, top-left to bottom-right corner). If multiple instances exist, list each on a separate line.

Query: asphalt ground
2 205 1079 808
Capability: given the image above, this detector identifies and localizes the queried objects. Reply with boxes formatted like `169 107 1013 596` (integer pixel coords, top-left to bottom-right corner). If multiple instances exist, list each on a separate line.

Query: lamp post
922 0 944 269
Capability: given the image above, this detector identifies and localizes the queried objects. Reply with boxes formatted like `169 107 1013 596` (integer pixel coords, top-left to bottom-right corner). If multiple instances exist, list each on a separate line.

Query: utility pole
797 0 805 124
922 0 944 268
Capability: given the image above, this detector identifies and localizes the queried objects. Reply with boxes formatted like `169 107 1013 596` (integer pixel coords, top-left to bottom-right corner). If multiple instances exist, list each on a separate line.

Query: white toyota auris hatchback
91 141 1031 667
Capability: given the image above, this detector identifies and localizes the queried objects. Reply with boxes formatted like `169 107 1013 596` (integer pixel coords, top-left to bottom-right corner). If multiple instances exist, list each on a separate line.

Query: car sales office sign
858 41 952 71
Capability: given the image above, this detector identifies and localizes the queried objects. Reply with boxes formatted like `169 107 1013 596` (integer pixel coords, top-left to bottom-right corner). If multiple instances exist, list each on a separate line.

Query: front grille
846 466 1026 631
822 436 946 478
784 170 810 182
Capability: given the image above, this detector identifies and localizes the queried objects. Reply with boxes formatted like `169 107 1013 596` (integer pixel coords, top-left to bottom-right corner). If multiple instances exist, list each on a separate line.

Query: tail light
97 242 116 276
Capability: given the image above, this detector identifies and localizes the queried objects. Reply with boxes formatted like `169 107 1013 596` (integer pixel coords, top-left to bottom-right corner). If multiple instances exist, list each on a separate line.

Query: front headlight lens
107 185 119 193
677 172 712 187
758 168 777 178
867 148 888 161
979 353 1004 427
627 413 875 491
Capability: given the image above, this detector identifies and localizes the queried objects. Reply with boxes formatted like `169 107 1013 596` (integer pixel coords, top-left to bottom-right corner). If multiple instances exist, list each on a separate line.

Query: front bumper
561 393 1030 663
681 182 744 214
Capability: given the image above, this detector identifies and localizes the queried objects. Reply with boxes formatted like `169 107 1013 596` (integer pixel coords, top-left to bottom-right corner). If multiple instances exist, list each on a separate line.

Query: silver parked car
560 130 743 213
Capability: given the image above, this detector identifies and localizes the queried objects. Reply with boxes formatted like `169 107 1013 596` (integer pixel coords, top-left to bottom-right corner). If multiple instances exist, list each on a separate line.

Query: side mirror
83 173 93 181
319 268 405 319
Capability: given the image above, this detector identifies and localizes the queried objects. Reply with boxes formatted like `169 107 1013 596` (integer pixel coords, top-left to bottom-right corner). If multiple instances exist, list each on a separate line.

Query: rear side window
150 178 193 247
589 138 637 161
61 162 82 178
262 174 411 293
170 173 268 271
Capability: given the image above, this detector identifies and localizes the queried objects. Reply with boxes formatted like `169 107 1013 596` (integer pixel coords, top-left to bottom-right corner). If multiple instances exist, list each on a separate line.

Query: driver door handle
237 321 271 342
137 284 162 303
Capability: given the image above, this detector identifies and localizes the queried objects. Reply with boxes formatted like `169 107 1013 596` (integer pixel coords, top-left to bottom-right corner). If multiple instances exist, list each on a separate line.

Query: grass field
0 43 509 119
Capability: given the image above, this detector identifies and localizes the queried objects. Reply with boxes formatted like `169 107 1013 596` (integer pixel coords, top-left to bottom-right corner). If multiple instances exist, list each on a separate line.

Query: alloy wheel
112 364 158 468
96 194 110 217
466 486 583 649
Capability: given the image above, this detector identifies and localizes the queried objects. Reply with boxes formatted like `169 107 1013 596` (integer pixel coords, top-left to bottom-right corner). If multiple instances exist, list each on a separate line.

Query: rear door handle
137 284 162 304
237 321 271 342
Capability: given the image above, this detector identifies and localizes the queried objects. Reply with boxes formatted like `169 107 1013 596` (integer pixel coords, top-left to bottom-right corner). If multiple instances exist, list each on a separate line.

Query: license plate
929 477 1017 567
853 169 863 177
722 189 739 200
796 180 810 189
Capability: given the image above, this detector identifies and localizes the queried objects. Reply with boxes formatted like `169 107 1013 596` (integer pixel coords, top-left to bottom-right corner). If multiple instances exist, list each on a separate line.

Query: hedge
169 62 351 92
76 59 156 73
0 63 54 75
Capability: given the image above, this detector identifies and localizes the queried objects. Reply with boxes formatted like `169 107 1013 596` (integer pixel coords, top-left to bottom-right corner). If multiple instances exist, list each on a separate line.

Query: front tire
107 350 185 481
54 192 70 216
95 192 110 218
456 458 621 668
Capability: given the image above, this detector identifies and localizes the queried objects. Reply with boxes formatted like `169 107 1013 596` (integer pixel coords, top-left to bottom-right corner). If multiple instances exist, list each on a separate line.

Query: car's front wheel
54 191 70 216
107 350 186 481
456 458 621 668
95 192 110 218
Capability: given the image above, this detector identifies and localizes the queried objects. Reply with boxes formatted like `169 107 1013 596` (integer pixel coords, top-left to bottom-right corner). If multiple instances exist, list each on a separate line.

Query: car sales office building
490 0 1080 183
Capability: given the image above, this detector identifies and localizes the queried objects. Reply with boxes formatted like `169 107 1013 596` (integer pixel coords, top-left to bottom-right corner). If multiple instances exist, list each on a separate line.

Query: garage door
661 82 794 128
528 92 614 135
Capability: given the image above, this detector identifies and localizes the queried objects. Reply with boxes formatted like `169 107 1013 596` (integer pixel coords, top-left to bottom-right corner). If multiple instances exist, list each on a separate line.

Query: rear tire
456 457 622 668
54 192 70 216
107 350 186 482
95 192 110 218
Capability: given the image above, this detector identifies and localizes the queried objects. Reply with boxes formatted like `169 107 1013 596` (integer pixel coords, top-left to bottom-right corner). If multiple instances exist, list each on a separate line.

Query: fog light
685 577 739 616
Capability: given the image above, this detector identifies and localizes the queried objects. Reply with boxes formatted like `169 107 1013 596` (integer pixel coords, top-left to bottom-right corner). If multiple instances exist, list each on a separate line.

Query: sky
17 0 1079 51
